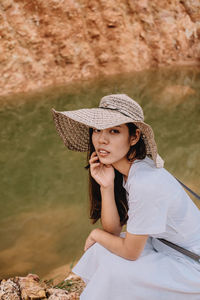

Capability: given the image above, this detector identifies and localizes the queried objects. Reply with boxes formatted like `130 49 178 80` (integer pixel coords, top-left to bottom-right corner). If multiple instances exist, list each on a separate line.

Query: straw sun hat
52 94 164 168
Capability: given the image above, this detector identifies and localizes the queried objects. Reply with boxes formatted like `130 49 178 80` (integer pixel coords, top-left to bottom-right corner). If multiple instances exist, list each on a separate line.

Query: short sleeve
126 174 170 235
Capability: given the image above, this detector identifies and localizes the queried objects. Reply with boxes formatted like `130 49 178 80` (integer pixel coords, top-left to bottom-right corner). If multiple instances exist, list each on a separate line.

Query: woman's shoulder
128 156 163 182
126 156 181 195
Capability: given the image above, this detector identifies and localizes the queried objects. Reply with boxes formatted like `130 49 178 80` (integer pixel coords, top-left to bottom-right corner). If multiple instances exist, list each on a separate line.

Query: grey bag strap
157 178 200 263
175 177 200 200
157 238 200 263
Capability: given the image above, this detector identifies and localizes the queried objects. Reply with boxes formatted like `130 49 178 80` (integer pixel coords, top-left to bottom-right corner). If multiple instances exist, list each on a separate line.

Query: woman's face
92 124 140 165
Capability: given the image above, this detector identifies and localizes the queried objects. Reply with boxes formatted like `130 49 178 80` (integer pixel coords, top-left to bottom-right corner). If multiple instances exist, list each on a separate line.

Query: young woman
52 94 200 300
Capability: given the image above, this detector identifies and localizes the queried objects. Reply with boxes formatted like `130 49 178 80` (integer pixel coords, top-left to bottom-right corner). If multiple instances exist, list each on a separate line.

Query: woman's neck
112 157 135 180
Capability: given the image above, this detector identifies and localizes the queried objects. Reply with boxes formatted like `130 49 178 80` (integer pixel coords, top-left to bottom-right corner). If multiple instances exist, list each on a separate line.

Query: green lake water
0 66 200 279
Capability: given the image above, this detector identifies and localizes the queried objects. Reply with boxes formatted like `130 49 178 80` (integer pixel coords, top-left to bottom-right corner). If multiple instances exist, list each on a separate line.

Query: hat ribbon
99 106 143 122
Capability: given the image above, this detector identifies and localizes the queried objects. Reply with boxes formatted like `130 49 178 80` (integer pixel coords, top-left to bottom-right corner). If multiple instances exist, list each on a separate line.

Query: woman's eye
93 128 100 133
110 129 119 134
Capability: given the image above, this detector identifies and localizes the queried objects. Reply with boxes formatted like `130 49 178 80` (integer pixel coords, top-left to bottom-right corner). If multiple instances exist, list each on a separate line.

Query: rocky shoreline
0 273 85 300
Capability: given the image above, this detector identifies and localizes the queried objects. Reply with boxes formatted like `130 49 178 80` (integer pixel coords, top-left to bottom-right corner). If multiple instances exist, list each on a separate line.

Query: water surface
0 66 200 278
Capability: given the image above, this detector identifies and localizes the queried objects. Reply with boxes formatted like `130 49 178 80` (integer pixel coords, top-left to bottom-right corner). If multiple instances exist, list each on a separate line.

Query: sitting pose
52 94 200 300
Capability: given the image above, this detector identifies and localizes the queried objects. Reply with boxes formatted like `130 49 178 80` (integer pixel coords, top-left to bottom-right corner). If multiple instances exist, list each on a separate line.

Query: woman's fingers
89 153 99 165
84 230 96 251
90 162 100 169
90 163 100 175
89 157 99 165
90 151 97 159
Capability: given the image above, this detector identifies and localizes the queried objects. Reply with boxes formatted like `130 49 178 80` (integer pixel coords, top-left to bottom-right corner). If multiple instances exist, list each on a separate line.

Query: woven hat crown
100 94 144 122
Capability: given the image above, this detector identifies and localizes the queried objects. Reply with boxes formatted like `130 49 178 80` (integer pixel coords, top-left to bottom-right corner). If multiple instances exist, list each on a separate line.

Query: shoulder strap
175 177 200 200
157 238 200 263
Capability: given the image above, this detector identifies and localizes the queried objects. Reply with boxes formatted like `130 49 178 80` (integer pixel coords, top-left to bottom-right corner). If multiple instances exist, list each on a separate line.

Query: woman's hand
84 229 97 252
89 152 115 188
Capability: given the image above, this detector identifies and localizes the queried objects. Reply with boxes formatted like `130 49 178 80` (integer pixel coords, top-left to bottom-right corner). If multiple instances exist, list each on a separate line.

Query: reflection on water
0 66 200 279
0 205 90 278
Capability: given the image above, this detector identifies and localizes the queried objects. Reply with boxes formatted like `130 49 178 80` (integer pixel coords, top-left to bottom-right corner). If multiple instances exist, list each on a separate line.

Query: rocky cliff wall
0 0 199 96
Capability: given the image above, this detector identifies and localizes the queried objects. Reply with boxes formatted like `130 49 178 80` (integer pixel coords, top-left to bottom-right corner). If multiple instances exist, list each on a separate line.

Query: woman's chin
99 157 113 165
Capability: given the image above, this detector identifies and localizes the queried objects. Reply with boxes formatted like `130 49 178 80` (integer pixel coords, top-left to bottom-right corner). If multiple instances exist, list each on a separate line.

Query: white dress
72 157 200 300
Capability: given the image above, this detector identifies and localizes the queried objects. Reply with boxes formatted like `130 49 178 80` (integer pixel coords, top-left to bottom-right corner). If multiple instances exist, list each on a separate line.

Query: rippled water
0 66 200 279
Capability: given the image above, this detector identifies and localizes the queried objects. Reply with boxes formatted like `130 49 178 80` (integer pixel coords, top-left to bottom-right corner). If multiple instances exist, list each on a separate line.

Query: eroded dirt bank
0 0 199 96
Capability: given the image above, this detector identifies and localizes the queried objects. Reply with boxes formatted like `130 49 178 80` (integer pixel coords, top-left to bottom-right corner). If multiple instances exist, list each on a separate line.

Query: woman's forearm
91 228 134 260
84 228 148 260
100 185 122 235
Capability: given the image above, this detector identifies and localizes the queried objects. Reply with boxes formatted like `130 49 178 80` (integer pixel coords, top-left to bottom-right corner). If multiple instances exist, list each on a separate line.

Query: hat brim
52 108 164 167
60 108 134 129
52 108 134 152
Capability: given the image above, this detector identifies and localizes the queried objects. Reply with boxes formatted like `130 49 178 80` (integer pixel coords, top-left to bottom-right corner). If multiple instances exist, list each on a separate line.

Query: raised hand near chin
89 152 115 188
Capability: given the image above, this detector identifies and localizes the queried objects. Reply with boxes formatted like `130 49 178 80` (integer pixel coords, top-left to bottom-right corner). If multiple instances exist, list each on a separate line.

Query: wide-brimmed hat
52 94 164 168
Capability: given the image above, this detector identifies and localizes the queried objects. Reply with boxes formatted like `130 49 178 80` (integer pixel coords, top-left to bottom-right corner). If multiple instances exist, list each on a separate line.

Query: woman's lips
98 149 110 157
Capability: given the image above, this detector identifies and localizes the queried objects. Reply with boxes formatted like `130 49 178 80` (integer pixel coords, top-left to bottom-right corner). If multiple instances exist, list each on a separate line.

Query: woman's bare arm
100 185 122 236
85 228 148 260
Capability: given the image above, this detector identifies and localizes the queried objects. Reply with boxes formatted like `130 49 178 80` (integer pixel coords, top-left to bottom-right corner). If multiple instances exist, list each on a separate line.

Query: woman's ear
130 129 141 146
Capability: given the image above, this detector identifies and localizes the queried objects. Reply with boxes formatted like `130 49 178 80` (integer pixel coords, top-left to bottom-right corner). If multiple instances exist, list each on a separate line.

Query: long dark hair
85 123 147 226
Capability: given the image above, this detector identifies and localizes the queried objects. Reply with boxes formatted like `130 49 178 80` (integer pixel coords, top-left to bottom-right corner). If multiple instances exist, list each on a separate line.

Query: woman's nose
98 131 109 144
